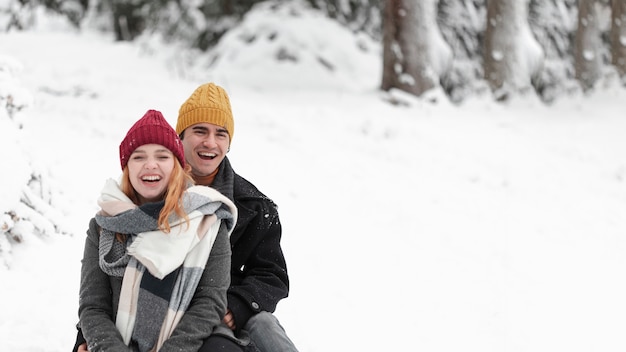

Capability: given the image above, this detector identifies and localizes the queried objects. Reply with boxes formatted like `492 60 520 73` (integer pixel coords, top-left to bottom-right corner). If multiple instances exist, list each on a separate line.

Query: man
73 83 298 352
176 82 297 352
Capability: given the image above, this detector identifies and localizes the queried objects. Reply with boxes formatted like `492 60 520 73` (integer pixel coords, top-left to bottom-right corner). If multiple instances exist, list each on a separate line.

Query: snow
583 49 596 61
2 2 626 352
200 1 379 92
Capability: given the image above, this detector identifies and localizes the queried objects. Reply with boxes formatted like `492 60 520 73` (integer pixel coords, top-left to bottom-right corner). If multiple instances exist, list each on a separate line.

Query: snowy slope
2 2 626 352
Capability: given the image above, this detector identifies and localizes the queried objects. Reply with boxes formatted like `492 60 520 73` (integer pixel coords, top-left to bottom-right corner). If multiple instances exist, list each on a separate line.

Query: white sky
2 2 626 351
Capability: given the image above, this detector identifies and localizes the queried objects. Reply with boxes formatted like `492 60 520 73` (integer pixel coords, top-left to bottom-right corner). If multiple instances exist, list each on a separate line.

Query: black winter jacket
210 157 289 330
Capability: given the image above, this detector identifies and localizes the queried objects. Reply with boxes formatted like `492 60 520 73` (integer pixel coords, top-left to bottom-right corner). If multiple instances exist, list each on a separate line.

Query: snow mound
196 0 381 92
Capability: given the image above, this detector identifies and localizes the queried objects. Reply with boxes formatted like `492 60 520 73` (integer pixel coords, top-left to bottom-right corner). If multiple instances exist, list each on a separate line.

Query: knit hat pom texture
119 109 185 170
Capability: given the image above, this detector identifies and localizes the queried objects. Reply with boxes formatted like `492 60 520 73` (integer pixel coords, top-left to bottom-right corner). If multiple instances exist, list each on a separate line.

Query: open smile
198 151 217 160
141 175 162 183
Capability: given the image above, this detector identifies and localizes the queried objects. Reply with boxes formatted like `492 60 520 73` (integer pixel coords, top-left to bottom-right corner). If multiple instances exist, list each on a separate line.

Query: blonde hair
121 159 194 233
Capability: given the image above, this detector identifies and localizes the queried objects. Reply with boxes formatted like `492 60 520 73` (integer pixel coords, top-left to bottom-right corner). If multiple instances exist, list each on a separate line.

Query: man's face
181 122 230 177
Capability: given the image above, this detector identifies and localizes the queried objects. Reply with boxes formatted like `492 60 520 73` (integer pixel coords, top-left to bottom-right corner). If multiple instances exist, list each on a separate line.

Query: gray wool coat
78 217 232 352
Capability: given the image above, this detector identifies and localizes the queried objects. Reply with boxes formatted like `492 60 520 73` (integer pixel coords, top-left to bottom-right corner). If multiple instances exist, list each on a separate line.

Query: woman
76 109 237 352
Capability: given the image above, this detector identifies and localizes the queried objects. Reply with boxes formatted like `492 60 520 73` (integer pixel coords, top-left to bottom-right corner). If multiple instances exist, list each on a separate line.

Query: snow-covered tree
438 0 487 103
611 0 626 80
304 0 382 38
528 0 580 102
381 0 452 98
575 0 603 90
0 55 68 268
134 0 254 50
484 0 544 100
0 0 87 30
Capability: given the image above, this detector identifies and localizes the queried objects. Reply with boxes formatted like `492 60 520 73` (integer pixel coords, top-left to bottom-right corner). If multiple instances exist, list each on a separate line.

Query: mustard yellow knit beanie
176 82 234 142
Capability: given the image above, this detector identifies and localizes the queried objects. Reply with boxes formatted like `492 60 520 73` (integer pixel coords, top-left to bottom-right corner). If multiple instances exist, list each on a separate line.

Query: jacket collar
211 157 258 243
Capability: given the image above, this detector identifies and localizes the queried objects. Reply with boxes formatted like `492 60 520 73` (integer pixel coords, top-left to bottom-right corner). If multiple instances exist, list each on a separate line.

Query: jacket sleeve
228 203 289 330
159 224 232 352
78 218 132 352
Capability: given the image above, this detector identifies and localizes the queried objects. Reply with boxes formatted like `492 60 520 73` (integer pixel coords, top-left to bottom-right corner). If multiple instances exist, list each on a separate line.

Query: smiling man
176 83 298 352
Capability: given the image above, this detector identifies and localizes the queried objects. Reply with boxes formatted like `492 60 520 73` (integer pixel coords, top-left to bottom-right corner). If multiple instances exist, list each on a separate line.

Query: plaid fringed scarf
96 178 237 352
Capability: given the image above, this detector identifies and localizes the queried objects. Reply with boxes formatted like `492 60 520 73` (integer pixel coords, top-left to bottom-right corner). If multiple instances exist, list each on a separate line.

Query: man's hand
223 309 236 330
77 343 89 352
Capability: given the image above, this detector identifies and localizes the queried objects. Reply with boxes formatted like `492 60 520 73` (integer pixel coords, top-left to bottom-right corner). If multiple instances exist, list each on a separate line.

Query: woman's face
127 144 175 204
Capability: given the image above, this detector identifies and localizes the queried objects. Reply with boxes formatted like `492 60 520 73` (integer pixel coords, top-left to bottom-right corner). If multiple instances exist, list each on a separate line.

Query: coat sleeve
78 218 132 352
228 202 289 330
159 223 232 352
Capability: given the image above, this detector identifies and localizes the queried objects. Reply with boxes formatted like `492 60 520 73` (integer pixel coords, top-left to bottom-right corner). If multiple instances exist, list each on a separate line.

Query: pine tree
528 0 579 102
438 0 487 103
305 0 382 38
0 61 68 266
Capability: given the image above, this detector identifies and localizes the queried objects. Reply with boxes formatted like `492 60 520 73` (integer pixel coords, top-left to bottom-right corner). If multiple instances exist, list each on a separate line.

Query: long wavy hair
120 158 194 233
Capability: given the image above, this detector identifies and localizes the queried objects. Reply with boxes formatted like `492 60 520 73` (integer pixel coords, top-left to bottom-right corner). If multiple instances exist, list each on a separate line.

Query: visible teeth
142 175 161 181
199 152 216 158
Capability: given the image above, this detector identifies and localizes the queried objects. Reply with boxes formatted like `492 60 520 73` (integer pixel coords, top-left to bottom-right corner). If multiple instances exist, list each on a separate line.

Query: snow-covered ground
2 3 626 352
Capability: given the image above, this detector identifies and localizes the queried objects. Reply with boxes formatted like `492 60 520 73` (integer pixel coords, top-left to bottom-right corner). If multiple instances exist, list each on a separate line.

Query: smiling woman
74 109 237 352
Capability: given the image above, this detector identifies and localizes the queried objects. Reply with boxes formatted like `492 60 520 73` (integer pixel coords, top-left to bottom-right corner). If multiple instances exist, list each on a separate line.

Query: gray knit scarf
95 178 237 351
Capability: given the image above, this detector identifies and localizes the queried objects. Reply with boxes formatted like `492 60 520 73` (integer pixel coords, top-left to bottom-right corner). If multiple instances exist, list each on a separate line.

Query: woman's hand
223 309 236 330
77 342 89 352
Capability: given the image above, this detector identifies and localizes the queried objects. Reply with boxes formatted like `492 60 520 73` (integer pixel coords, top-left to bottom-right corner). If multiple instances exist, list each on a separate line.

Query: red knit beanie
119 110 185 170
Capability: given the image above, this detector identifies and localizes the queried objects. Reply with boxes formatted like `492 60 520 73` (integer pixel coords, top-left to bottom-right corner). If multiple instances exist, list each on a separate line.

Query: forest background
3 0 626 104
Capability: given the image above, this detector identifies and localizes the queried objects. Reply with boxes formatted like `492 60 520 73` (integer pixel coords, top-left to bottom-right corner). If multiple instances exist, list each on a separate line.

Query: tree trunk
575 0 602 90
611 0 626 78
484 0 543 100
222 0 234 16
111 0 146 41
381 0 450 97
